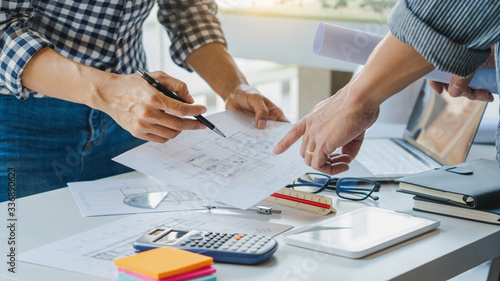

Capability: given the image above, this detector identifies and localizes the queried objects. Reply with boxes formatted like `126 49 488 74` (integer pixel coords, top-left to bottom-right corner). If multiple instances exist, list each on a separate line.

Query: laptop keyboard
356 139 431 177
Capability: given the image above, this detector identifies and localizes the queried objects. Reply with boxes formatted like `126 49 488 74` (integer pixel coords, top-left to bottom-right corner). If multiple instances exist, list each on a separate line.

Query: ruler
264 188 336 215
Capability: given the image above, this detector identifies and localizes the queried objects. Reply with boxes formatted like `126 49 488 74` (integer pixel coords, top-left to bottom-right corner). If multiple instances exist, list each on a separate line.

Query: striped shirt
389 0 500 164
0 0 226 99
389 0 500 79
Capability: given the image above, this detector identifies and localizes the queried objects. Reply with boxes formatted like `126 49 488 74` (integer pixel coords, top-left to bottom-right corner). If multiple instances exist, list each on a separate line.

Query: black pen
136 69 226 138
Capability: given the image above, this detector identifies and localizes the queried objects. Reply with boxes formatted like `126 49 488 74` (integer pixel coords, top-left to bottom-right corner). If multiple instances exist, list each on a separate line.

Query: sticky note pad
114 247 213 279
118 273 217 281
118 266 216 281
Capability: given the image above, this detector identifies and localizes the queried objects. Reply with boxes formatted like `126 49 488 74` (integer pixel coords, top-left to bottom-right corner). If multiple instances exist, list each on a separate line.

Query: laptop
337 81 487 181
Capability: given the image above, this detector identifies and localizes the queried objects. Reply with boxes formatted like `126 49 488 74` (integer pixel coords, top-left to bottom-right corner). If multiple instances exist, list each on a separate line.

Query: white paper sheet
313 22 498 94
113 110 309 210
19 212 293 280
68 177 226 217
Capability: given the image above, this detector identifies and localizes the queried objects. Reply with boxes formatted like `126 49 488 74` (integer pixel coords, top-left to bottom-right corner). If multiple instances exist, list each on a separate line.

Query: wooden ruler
264 188 336 215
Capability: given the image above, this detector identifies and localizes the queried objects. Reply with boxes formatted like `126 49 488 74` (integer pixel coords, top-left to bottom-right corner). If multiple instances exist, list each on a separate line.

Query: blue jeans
0 95 146 202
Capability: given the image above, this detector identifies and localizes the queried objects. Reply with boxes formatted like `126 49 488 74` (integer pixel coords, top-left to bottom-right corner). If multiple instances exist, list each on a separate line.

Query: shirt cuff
388 1 491 77
0 28 52 99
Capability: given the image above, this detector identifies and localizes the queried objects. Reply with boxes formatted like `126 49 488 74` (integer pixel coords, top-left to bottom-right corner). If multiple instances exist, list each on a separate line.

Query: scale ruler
264 188 336 215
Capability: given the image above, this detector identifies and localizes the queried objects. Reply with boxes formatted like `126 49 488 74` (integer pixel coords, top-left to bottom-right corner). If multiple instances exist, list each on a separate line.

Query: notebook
413 196 500 225
396 159 500 208
337 81 487 181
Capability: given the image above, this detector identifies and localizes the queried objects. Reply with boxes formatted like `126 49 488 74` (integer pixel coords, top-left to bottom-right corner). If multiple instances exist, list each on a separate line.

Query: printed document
69 177 225 217
113 110 309 210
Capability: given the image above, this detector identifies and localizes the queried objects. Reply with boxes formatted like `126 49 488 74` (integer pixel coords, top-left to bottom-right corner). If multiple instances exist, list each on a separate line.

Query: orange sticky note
114 247 213 279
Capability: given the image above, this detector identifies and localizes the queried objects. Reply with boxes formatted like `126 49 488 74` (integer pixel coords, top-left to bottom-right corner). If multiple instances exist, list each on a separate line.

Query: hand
428 78 494 102
273 85 379 175
225 84 289 129
428 46 495 102
95 71 208 143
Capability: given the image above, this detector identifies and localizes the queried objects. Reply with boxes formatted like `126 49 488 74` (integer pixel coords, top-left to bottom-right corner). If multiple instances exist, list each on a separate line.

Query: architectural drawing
113 110 310 209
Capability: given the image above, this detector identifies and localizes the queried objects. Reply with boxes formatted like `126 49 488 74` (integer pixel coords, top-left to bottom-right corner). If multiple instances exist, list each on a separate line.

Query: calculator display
159 230 189 244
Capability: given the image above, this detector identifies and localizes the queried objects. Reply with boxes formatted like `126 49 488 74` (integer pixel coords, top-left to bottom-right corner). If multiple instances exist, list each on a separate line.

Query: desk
1 146 499 281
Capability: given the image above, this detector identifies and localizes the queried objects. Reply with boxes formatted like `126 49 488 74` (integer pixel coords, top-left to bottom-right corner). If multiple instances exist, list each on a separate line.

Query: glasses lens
337 178 376 200
290 173 329 193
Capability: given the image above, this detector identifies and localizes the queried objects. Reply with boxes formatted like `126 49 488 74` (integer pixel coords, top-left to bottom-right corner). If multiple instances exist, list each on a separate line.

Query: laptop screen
403 81 487 165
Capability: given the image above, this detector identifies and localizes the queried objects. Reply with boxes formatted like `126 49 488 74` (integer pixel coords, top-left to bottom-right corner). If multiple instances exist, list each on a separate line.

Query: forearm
185 43 248 101
348 33 435 109
20 47 107 108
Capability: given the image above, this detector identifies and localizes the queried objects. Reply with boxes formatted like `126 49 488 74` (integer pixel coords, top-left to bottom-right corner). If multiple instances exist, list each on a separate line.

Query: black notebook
396 159 500 208
413 196 500 225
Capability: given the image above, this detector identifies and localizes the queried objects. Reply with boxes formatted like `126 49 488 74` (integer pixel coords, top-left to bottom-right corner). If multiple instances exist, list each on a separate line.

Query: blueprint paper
113 110 309 210
68 177 227 217
313 22 498 94
19 212 293 280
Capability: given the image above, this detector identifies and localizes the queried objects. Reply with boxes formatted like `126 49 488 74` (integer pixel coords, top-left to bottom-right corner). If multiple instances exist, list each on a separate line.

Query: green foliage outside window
324 0 397 13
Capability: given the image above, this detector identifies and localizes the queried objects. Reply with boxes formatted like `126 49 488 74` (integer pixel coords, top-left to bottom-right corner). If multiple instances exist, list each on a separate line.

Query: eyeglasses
285 173 381 201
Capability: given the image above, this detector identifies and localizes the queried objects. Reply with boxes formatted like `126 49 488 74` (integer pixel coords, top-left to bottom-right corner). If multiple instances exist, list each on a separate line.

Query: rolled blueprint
313 23 498 94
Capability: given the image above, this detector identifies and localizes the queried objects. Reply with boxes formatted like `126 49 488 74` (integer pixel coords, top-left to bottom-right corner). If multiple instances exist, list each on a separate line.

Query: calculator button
258 241 276 253
249 248 258 253
189 234 203 240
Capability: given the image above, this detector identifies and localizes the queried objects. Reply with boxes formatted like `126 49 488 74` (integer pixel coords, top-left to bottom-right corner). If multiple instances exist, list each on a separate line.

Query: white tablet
283 207 440 259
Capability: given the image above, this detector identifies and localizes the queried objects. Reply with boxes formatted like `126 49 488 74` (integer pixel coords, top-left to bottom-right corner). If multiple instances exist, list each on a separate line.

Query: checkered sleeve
0 1 53 99
157 0 227 72
389 0 500 78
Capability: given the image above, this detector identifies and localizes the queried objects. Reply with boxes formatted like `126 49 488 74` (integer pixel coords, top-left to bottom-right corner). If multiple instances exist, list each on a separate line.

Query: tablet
283 207 440 258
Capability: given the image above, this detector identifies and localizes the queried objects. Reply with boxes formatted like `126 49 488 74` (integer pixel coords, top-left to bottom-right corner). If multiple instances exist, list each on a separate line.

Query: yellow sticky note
114 247 213 279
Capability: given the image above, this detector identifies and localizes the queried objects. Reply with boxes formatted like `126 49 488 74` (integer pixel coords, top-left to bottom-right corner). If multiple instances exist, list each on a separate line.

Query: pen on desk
136 69 226 138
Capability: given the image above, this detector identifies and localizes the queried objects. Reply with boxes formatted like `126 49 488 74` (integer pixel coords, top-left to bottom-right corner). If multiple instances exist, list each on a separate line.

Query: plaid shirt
0 0 226 99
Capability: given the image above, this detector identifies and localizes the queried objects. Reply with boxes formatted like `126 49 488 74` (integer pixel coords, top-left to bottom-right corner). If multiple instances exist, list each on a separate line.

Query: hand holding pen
89 70 214 143
137 69 225 137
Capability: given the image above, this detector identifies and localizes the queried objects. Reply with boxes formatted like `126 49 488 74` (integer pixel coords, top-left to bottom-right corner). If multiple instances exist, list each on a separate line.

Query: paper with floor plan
313 22 498 94
113 111 310 209
19 211 293 280
113 110 309 210
68 177 226 217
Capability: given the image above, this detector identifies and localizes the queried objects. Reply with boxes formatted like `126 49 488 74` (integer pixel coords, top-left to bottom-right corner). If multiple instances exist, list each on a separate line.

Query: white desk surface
0 145 499 281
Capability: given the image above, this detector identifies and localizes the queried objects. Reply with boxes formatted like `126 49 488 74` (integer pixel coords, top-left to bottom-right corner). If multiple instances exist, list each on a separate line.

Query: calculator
133 228 278 265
